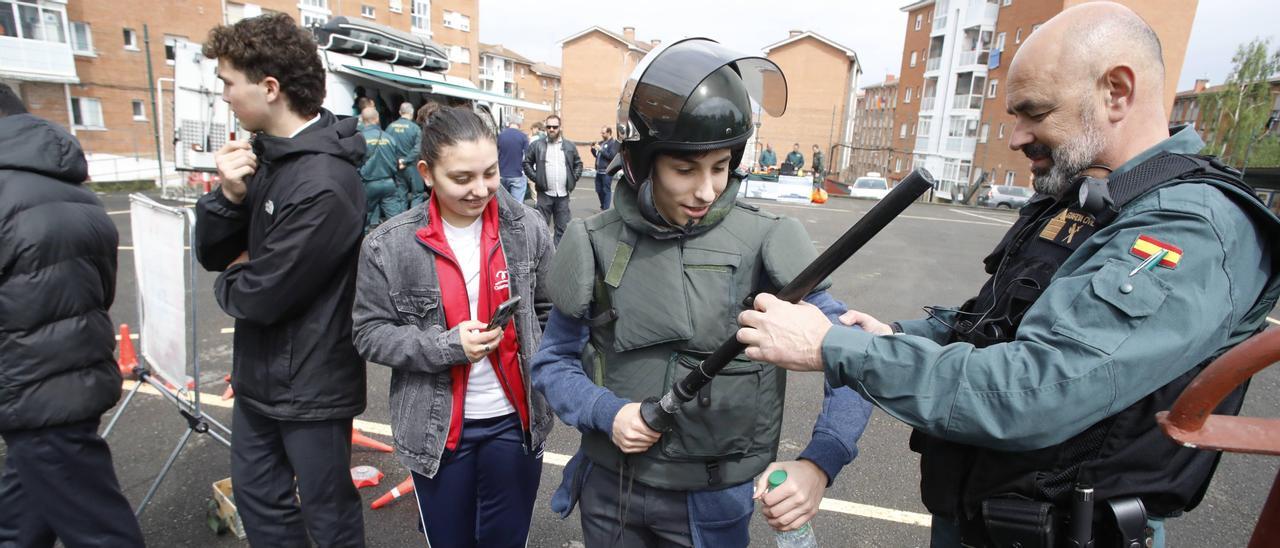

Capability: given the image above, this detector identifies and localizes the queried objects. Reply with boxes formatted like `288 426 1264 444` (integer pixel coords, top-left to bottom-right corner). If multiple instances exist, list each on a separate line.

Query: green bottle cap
767 470 788 491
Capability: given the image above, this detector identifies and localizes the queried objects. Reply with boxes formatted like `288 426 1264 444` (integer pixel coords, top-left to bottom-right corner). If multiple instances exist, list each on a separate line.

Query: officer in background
387 102 425 207
737 3 1280 547
359 107 404 231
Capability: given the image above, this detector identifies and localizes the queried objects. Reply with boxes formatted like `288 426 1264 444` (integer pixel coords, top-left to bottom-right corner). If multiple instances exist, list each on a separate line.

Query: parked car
978 184 1034 209
848 176 890 200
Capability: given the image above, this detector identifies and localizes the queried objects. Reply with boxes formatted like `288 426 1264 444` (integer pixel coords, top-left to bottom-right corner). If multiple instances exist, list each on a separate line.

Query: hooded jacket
195 110 368 421
0 114 121 431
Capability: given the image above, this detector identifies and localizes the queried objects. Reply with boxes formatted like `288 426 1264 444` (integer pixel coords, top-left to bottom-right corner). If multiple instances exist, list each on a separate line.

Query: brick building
559 25 654 159
478 42 559 131
849 75 900 183
1 0 479 180
759 31 862 176
895 0 1197 202
1171 76 1280 214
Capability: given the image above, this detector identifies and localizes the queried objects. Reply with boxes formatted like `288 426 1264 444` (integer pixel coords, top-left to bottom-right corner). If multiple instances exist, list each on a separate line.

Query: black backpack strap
1106 151 1262 210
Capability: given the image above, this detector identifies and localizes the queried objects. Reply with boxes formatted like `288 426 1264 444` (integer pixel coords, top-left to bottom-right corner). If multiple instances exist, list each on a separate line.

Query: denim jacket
352 188 556 478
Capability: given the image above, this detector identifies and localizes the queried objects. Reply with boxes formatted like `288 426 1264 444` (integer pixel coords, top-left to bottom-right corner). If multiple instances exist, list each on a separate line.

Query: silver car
978 185 1034 209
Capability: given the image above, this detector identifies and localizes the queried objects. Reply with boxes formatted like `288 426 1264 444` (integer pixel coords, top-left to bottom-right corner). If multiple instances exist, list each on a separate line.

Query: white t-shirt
443 216 516 420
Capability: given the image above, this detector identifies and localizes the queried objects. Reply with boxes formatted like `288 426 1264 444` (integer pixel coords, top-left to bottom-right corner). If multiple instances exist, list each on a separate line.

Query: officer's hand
611 402 660 453
214 140 256 204
459 320 502 362
737 294 830 372
753 460 828 532
839 310 893 335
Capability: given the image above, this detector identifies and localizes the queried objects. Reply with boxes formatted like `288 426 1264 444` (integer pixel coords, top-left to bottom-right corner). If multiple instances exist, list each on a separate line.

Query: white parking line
108 210 130 216
114 333 140 340
748 202 1008 227
220 327 235 334
1268 316 1279 326
119 380 931 528
898 215 1007 227
950 209 1015 225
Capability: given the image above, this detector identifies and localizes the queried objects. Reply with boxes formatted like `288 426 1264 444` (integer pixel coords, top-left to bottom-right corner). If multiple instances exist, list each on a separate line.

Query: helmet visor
616 38 787 143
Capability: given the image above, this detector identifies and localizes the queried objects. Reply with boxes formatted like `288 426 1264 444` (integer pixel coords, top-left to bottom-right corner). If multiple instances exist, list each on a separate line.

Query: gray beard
1033 115 1109 196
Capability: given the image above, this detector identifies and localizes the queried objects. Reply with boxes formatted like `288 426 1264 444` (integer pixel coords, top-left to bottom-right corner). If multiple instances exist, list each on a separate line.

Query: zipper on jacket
488 235 535 454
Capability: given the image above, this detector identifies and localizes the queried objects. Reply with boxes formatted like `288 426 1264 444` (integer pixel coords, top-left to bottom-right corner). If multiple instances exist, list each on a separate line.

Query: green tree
1200 38 1280 167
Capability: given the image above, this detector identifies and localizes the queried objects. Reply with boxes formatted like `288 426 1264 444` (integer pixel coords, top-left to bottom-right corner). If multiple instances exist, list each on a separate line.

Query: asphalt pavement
3 183 1277 547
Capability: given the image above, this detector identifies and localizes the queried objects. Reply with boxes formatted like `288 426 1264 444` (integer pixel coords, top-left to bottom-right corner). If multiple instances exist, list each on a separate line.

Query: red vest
416 198 529 450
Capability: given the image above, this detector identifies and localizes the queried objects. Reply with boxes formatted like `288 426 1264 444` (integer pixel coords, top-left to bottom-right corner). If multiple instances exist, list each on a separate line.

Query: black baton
1069 483 1095 548
639 168 936 432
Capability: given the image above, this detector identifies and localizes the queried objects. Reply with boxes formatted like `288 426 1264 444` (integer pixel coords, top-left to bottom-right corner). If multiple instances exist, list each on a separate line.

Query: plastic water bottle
767 470 819 548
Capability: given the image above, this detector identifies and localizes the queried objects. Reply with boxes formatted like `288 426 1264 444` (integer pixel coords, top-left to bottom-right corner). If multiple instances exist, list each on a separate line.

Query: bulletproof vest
914 152 1280 526
557 178 822 491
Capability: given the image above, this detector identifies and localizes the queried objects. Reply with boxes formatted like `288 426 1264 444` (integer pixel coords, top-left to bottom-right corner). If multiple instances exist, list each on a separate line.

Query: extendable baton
639 168 937 432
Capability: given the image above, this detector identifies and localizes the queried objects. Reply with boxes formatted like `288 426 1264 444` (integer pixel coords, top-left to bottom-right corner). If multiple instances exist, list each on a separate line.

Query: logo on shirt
264 200 274 215
494 270 510 291
1039 209 1096 249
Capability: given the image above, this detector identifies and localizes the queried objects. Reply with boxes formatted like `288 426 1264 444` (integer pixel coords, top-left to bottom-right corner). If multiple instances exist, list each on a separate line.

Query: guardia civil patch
1129 235 1182 269
1038 209 1097 249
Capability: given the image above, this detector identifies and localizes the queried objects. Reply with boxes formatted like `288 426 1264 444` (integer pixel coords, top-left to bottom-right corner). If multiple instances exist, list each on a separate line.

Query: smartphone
486 295 521 330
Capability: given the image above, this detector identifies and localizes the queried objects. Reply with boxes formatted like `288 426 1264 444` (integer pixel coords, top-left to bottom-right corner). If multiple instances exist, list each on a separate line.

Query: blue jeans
594 172 613 210
411 414 541 548
501 176 527 203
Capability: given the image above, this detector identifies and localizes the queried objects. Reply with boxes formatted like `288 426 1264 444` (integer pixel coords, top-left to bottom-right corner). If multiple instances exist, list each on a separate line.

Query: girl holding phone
351 106 555 547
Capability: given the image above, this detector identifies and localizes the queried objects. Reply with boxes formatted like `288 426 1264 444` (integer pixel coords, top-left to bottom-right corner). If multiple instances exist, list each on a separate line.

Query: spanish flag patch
1130 235 1182 269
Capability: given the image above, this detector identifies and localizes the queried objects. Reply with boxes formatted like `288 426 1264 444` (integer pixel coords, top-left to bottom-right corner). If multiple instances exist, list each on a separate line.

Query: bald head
399 102 414 117
1005 2 1172 195
360 107 379 126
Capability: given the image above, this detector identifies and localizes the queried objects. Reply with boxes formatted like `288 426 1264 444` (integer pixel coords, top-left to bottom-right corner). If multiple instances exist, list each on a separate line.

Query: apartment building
478 42 559 131
559 25 653 159
849 75 899 183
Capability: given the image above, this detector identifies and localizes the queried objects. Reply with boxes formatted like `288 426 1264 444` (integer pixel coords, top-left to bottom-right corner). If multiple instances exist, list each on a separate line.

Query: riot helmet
614 38 787 186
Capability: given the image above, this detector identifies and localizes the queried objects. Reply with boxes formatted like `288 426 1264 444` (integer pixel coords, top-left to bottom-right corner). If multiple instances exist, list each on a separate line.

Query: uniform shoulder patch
1129 234 1182 269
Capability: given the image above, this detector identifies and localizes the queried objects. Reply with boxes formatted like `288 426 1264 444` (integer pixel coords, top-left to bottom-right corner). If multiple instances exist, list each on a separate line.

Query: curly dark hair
202 13 325 117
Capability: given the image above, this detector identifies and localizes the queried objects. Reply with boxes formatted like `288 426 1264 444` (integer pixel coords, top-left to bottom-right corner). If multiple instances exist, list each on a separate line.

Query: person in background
359 108 405 231
387 102 426 207
498 121 531 202
590 125 620 210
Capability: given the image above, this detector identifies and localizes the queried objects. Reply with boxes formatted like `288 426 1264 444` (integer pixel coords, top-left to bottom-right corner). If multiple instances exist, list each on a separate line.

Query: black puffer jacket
0 114 120 432
195 110 368 421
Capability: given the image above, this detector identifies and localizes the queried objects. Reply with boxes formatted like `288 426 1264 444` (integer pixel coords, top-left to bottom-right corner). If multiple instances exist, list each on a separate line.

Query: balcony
951 94 983 110
958 49 990 68
915 135 930 151
920 96 937 112
925 56 941 72
477 67 513 81
0 36 78 84
945 136 977 154
932 14 948 34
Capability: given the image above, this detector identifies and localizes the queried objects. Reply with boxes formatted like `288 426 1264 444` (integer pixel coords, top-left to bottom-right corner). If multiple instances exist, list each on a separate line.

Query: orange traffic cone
221 375 235 400
352 428 394 453
370 476 415 510
117 324 138 377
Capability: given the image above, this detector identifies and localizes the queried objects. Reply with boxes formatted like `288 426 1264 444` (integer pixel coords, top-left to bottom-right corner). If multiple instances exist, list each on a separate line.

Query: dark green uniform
386 117 425 207
359 124 404 230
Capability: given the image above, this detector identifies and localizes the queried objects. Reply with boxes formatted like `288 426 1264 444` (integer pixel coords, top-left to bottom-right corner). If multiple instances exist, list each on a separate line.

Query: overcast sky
478 0 1278 93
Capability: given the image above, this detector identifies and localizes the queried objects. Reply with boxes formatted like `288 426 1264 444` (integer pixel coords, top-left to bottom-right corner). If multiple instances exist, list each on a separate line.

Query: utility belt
960 488 1153 548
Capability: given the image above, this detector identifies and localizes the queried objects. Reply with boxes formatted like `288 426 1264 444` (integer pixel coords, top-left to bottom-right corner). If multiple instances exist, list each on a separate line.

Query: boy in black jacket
194 14 367 547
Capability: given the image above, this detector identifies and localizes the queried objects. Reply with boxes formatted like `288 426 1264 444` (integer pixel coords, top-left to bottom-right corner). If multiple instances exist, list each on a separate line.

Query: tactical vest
913 153 1280 532
550 178 825 490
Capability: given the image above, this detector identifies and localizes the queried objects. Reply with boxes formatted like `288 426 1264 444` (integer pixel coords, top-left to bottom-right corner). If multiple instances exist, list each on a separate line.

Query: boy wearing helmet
531 39 873 546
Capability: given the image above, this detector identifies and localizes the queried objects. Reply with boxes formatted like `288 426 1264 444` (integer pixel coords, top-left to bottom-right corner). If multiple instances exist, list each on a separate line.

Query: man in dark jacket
195 14 367 547
0 85 145 547
498 122 530 202
522 114 582 244
589 125 619 210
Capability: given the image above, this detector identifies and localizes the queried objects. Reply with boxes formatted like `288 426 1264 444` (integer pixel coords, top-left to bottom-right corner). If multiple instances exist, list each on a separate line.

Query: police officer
737 4 1280 548
387 102 426 207
359 107 405 230
530 38 873 546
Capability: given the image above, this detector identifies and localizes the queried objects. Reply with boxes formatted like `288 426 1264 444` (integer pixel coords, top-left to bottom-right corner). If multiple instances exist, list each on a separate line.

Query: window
122 27 137 50
519 89 526 99
410 0 429 34
1015 28 1022 43
895 158 903 172
1002 0 1011 5
448 45 470 64
900 123 907 139
164 36 186 65
995 32 1006 52
300 0 326 7
443 10 470 31
915 14 922 31
299 0 329 27
360 4 374 18
70 21 93 55
905 87 913 103
1005 170 1015 185
998 123 1005 139
6 2 66 42
910 51 918 67
389 0 402 13
70 97 104 129
979 123 989 143
987 79 998 98
132 100 146 121
540 78 546 90
300 12 326 26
